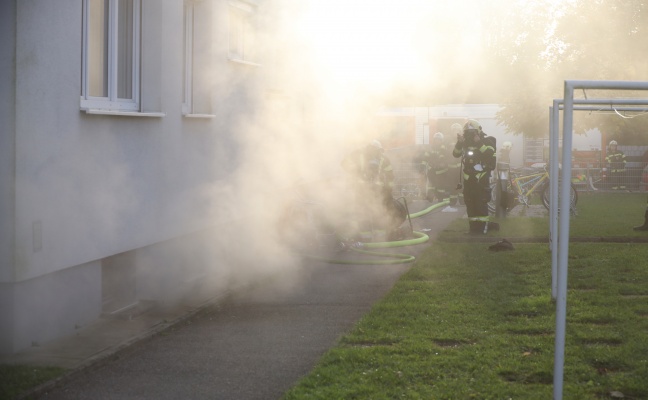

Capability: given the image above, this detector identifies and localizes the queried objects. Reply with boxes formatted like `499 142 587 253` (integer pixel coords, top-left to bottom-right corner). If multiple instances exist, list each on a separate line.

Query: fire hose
301 199 450 265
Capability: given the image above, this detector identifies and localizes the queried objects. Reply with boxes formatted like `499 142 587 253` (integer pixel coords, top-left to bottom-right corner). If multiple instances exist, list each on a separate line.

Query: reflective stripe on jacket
605 151 626 172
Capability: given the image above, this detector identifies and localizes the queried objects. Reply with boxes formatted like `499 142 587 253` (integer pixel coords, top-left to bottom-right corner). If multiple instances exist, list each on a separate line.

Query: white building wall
0 0 16 285
1 0 265 354
12 261 102 351
12 0 230 282
0 0 18 353
414 107 429 144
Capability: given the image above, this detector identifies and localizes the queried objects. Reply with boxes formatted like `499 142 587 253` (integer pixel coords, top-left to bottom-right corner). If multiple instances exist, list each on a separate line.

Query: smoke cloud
155 0 581 303
187 0 490 296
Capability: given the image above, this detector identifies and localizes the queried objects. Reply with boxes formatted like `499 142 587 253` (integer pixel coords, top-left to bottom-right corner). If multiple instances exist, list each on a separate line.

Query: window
81 0 141 111
182 1 215 117
228 1 258 64
182 2 194 114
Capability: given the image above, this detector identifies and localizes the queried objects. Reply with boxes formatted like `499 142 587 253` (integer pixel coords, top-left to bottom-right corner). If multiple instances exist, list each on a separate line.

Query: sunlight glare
299 0 428 92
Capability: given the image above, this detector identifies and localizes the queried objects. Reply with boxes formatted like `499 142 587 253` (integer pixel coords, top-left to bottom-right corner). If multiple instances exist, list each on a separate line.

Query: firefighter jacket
341 148 395 189
446 144 462 171
605 150 626 173
453 136 496 182
415 144 448 177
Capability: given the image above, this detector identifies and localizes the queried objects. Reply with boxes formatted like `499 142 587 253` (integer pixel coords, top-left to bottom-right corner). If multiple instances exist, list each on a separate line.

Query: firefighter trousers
462 177 491 234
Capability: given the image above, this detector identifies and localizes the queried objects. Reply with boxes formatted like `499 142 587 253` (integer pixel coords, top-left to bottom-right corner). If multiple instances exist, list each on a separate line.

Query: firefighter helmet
463 119 482 133
502 141 512 150
450 123 463 135
368 139 384 153
609 140 618 147
433 132 444 141
463 119 483 142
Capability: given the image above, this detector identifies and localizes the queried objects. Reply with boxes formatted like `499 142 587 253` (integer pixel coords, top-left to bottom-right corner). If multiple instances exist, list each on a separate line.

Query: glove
474 163 483 172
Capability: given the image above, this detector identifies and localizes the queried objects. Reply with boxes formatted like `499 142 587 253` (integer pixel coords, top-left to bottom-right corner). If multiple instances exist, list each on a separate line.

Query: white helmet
450 123 463 135
609 140 618 147
369 139 383 150
463 119 482 133
502 141 512 150
433 132 444 141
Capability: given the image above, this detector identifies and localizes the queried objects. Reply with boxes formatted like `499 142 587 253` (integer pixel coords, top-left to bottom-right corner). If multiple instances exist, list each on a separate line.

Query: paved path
9 201 463 400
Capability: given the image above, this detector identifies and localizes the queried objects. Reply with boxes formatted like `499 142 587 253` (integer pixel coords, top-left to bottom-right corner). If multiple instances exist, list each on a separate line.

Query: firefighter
341 140 407 239
500 141 513 164
415 132 448 203
448 123 464 205
453 120 499 234
605 140 627 190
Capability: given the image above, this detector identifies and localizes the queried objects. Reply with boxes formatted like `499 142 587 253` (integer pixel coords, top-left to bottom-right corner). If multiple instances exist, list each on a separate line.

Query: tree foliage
489 0 648 140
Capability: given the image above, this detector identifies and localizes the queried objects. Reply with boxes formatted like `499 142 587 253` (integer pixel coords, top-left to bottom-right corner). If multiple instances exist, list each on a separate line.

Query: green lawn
439 191 648 240
0 365 66 400
283 192 648 399
570 192 648 237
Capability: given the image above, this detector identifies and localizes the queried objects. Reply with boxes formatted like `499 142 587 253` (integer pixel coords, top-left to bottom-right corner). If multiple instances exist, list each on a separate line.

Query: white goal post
550 80 648 400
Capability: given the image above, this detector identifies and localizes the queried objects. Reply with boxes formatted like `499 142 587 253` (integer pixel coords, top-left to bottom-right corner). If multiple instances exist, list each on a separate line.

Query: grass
0 365 66 399
283 192 648 399
439 191 648 240
570 192 648 237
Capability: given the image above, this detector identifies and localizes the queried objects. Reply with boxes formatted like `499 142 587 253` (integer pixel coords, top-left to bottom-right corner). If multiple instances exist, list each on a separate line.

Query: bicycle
393 162 425 200
487 163 578 214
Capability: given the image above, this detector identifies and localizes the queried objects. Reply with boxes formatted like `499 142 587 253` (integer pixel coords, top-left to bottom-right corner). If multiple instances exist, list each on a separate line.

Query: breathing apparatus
463 147 482 172
456 120 483 188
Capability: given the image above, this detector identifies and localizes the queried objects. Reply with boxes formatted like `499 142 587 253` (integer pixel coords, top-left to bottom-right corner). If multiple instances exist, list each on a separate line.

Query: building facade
0 0 283 354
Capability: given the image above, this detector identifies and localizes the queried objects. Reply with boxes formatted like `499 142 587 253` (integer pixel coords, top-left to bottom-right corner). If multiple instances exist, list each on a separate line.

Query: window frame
182 1 194 115
227 0 259 66
182 0 216 118
81 0 141 112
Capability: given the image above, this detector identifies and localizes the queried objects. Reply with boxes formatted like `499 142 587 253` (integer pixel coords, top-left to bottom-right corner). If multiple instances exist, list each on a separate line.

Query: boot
633 210 648 231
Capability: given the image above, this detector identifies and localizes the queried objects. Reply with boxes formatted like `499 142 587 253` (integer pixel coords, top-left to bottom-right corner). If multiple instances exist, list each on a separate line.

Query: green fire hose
302 200 451 265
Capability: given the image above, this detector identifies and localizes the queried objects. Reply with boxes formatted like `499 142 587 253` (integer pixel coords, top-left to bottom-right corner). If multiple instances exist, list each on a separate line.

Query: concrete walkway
3 201 463 400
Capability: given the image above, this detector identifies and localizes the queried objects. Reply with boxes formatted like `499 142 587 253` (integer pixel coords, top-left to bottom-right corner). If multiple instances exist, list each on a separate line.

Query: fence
392 162 424 199
571 145 648 192
389 145 648 198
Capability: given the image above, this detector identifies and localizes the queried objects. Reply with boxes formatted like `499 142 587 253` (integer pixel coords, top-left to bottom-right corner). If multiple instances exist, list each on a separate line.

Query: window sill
183 113 216 119
227 57 261 67
84 109 166 117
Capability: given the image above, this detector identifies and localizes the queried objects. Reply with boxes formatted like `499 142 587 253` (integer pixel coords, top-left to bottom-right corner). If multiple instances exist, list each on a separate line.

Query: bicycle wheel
541 182 578 212
487 181 497 214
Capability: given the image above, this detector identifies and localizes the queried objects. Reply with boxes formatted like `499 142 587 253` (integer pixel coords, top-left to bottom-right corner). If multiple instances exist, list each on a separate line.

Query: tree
491 0 648 140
